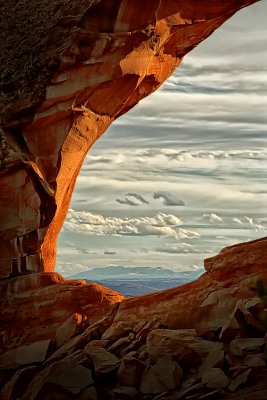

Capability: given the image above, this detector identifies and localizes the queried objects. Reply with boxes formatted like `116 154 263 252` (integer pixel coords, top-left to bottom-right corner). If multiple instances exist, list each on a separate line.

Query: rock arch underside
1 1 267 399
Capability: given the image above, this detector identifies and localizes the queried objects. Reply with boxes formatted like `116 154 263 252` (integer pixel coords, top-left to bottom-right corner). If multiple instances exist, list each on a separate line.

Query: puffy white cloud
202 213 223 223
64 209 199 240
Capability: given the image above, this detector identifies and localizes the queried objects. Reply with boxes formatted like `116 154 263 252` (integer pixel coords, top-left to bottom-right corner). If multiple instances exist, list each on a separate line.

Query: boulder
243 353 266 367
84 344 120 377
229 338 265 357
199 349 225 374
55 313 86 348
21 352 89 400
46 308 119 364
108 337 132 354
117 356 146 387
140 356 183 394
146 329 223 361
0 339 51 369
201 368 229 389
46 363 93 395
77 386 97 400
228 368 252 392
102 321 133 341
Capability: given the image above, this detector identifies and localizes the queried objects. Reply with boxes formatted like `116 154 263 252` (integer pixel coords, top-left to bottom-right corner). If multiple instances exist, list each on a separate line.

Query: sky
56 1 267 277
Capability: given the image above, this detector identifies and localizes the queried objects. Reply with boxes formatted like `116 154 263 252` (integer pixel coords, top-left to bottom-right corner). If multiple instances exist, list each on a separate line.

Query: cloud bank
64 209 199 240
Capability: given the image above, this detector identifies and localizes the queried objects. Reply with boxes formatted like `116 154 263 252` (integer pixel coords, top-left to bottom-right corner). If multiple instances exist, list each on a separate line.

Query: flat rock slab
0 339 51 369
147 329 223 361
229 338 265 356
84 344 120 377
47 362 93 395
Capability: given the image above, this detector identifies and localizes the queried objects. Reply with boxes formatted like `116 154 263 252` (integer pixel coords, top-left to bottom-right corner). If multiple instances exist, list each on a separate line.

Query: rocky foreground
0 238 267 399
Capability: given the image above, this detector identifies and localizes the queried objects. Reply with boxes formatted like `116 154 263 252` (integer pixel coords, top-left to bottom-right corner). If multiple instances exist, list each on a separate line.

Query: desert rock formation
1 237 267 399
1 1 266 399
0 0 259 275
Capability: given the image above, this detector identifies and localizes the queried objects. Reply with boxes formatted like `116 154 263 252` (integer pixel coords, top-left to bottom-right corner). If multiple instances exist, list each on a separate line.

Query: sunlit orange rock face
1 2 266 397
115 237 267 331
0 272 124 353
0 0 259 276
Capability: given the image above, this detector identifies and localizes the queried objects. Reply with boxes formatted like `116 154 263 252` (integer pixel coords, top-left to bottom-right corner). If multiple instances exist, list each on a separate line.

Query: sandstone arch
0 0 260 277
1 7 267 397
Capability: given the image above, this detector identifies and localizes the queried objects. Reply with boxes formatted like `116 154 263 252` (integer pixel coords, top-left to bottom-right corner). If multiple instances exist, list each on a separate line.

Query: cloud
64 209 200 240
116 197 139 206
104 251 117 255
153 191 185 206
231 216 265 231
156 243 199 254
202 213 223 223
232 217 243 224
126 193 149 204
116 192 149 206
244 216 265 232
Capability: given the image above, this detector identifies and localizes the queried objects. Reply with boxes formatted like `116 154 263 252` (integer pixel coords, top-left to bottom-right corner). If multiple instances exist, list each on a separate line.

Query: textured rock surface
0 272 124 353
114 237 267 330
0 238 266 399
0 271 266 399
0 1 266 398
0 0 259 276
140 355 183 394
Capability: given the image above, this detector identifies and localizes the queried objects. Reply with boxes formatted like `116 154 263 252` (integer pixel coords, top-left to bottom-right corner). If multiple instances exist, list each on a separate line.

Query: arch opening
56 1 267 296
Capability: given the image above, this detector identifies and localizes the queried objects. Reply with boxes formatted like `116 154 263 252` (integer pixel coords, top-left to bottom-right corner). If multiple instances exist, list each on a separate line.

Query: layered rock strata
0 0 259 276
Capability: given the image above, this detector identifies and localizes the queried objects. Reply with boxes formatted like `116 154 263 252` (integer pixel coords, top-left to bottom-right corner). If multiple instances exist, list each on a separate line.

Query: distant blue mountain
69 266 204 296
